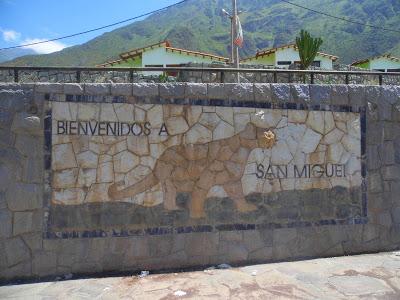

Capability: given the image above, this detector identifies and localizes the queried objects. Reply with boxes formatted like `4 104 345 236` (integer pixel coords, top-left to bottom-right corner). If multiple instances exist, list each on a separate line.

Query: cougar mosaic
108 123 273 218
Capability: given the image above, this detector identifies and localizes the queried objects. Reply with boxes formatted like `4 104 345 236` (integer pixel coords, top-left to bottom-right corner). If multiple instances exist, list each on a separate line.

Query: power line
281 0 400 34
0 0 191 51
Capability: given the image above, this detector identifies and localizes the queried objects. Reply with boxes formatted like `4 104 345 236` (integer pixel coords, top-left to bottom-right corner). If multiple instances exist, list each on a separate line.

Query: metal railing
0 66 399 85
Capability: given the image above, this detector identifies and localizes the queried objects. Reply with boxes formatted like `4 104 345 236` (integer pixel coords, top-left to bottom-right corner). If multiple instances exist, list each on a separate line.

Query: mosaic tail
108 173 158 200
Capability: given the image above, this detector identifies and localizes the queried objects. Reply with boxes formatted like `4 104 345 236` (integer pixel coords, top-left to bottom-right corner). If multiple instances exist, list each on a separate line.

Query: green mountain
0 48 36 63
3 0 400 66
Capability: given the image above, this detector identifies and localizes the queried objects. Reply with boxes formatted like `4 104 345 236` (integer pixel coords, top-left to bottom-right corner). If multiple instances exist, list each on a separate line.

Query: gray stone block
290 85 310 103
7 183 43 211
362 224 380 242
224 83 254 101
111 83 132 96
248 246 273 261
382 165 400 180
271 84 292 103
185 83 207 98
0 149 23 181
64 83 84 94
159 83 185 99
185 232 219 257
381 85 399 105
379 141 395 165
207 83 225 99
0 209 12 238
148 235 173 257
368 171 383 193
14 134 42 157
365 86 381 104
32 251 57 276
13 211 34 235
22 232 43 252
331 85 349 105
273 228 297 245
4 237 31 266
0 128 14 147
0 108 13 129
219 241 248 262
391 207 400 224
377 211 392 227
254 83 272 102
22 157 43 184
11 112 42 136
0 261 32 280
309 85 331 105
132 83 159 97
0 89 29 112
378 99 393 121
348 85 366 106
84 83 110 95
243 230 265 252
220 231 243 242
367 122 383 145
35 83 64 94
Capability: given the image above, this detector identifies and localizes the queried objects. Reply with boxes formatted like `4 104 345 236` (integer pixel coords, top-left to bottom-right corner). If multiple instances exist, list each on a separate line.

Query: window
145 65 163 68
166 64 182 76
387 69 400 72
277 61 292 65
372 69 385 72
312 61 321 67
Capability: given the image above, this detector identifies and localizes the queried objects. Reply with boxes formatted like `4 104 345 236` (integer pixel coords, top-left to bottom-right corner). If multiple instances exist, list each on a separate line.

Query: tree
296 30 323 70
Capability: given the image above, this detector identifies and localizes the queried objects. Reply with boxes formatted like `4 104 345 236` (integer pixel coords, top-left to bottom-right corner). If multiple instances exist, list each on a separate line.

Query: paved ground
1 252 400 299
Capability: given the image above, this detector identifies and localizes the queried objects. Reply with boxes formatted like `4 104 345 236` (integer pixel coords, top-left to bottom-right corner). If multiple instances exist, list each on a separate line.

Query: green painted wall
354 61 370 69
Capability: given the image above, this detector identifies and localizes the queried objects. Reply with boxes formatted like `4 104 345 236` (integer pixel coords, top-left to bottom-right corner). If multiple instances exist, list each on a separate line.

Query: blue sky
0 0 182 53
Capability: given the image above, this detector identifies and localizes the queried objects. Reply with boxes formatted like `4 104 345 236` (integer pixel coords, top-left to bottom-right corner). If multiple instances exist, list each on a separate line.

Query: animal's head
239 123 277 149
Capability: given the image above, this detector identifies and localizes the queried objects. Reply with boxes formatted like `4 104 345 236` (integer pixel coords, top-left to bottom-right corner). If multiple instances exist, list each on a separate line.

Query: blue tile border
44 217 369 240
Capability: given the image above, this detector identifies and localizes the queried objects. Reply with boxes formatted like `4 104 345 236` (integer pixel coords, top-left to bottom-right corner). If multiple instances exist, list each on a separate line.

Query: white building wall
142 47 220 74
274 48 333 69
369 58 400 71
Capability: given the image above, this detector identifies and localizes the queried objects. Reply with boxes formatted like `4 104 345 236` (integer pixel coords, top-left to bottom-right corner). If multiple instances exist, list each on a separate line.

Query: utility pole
222 0 241 82
232 0 240 70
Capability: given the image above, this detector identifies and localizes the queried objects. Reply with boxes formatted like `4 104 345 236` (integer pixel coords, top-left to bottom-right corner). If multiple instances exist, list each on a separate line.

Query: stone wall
0 82 400 283
1 65 399 85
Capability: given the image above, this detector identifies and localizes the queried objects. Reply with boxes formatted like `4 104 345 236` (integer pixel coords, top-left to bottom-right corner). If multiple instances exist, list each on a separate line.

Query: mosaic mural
46 101 364 236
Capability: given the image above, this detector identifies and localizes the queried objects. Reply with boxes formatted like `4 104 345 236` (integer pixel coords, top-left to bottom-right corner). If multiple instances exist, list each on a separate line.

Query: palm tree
296 30 323 70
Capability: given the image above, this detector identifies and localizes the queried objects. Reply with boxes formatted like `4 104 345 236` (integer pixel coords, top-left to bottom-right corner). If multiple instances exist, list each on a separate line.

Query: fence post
129 70 134 83
310 73 314 84
13 68 19 83
345 74 349 85
273 71 277 83
221 71 225 83
379 74 383 86
76 70 81 83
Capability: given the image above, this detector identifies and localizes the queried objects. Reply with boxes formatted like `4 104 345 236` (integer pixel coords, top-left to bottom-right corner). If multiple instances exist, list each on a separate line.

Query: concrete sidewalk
1 252 400 299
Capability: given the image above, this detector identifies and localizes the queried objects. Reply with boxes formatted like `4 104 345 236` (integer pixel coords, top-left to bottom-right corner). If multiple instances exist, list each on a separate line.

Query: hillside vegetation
3 0 400 66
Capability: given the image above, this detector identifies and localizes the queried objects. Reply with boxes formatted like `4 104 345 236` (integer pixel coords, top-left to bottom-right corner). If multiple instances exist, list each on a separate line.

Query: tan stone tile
127 136 149 156
53 169 78 189
165 116 189 135
185 106 202 126
96 162 113 183
52 143 77 171
77 168 97 187
52 188 85 205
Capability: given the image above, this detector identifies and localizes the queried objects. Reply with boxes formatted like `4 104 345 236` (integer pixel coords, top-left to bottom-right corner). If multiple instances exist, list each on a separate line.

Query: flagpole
232 0 240 82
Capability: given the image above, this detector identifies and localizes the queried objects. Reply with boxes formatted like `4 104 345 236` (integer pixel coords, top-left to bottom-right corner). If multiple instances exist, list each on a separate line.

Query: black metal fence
0 66 399 85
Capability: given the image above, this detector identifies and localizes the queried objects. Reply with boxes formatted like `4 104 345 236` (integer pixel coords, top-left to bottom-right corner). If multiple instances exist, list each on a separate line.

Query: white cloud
2 29 20 42
22 38 67 54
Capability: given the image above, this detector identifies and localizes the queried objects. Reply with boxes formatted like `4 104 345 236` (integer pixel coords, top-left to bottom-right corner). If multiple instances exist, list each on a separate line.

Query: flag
234 15 244 48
